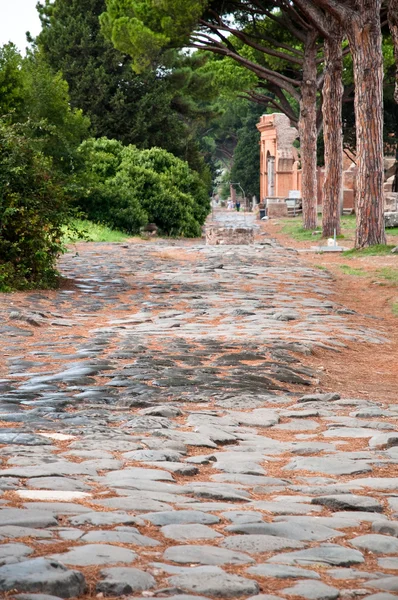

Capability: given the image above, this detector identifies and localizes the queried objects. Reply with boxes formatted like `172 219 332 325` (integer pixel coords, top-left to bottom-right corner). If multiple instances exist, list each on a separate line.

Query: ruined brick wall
205 227 254 245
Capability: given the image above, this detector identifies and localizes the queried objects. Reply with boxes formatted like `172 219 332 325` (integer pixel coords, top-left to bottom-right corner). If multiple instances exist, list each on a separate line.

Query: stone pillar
257 114 299 202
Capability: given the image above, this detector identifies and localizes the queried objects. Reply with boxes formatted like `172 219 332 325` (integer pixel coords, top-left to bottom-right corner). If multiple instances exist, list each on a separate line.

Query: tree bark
346 3 386 248
322 21 343 238
299 32 318 230
388 0 398 104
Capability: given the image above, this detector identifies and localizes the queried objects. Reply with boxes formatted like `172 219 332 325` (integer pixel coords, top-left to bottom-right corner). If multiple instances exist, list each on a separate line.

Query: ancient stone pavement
0 213 397 599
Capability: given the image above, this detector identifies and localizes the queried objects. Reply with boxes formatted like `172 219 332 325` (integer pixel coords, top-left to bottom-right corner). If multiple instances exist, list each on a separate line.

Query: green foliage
230 104 263 199
0 120 70 291
0 43 25 118
282 219 322 241
339 265 366 276
63 219 129 243
101 0 206 72
343 245 397 257
75 138 210 237
36 0 216 179
21 53 90 172
377 267 398 283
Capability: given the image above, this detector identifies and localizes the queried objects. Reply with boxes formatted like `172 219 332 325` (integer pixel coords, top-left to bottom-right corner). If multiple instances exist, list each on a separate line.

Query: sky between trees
0 0 41 53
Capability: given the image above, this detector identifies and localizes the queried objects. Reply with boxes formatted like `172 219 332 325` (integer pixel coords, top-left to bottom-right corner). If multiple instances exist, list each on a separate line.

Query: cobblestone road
0 214 397 599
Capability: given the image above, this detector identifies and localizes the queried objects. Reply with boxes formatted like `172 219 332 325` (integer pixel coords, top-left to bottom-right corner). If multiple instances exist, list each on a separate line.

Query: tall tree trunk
322 22 343 238
299 32 318 230
388 0 398 104
346 4 386 248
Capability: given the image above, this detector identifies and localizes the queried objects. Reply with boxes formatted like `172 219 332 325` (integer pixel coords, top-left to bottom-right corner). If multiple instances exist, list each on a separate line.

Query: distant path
0 214 396 599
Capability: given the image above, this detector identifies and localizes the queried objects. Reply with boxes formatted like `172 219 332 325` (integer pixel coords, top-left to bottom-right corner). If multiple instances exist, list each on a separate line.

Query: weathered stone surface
96 567 155 595
247 564 321 579
51 544 137 566
311 494 383 513
0 558 86 598
169 567 259 597
163 545 254 565
351 534 398 554
221 534 305 553
0 509 57 528
161 523 222 540
268 544 365 566
281 580 339 600
144 510 220 525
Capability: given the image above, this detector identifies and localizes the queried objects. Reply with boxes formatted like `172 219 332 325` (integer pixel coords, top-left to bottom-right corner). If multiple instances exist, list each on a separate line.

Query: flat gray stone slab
365 578 398 592
0 543 33 565
349 478 398 491
164 545 254 565
69 511 140 526
228 409 279 428
0 557 86 597
312 494 383 512
0 509 57 528
351 534 398 554
284 456 371 475
51 544 137 566
96 567 155 595
226 521 342 541
102 467 174 482
268 544 364 566
247 564 321 579
221 534 304 553
282 580 339 600
161 523 222 540
169 567 259 597
0 433 52 446
81 528 160 546
144 510 220 525
252 501 322 515
0 526 53 540
26 477 90 492
94 496 172 512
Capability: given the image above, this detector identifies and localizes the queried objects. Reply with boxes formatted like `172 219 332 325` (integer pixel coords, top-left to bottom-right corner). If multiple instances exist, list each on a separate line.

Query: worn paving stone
268 544 365 566
143 510 220 525
161 523 222 540
350 534 398 554
96 567 155 595
0 557 86 597
221 534 305 553
281 580 340 599
163 544 255 565
312 494 384 512
168 566 259 597
247 564 321 579
50 544 137 566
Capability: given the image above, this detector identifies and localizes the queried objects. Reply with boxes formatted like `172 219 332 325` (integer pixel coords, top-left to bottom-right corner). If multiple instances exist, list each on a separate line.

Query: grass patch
339 264 366 276
281 214 355 242
386 227 398 237
392 302 398 316
313 264 327 271
343 244 396 257
377 267 398 283
63 219 130 243
340 214 356 229
281 218 322 241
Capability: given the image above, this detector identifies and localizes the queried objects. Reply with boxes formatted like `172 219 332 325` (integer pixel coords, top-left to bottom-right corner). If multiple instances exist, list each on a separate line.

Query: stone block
385 212 398 228
205 227 254 245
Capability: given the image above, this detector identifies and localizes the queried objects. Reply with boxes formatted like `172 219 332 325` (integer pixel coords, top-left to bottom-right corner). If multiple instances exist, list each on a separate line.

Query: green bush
0 120 70 291
75 138 210 237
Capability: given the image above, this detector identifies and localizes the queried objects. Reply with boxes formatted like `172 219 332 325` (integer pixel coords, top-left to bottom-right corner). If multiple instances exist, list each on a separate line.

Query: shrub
75 138 210 237
0 120 70 291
